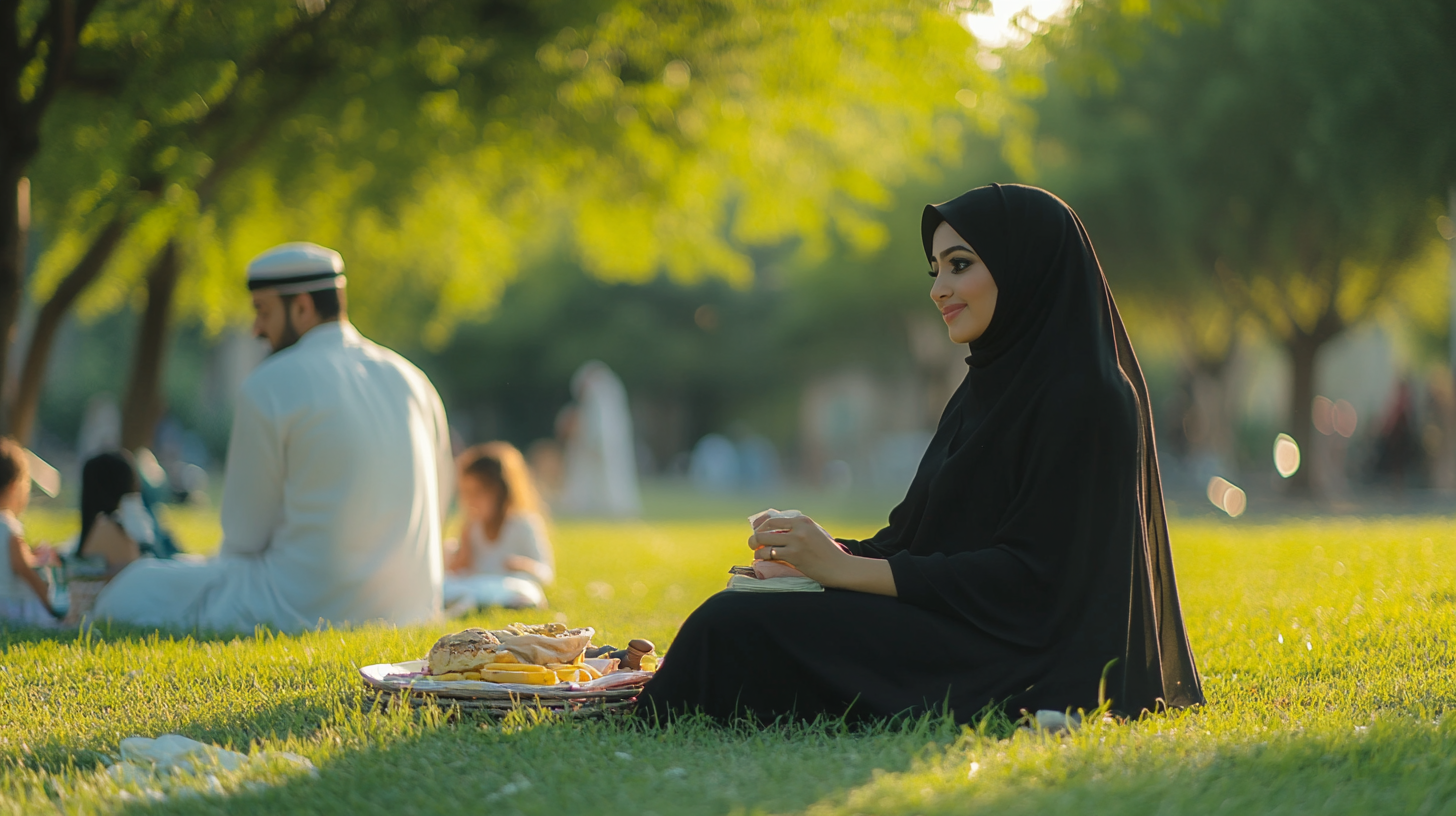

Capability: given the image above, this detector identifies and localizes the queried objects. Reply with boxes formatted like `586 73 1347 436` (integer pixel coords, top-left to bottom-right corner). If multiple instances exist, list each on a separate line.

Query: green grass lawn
5 508 1456 815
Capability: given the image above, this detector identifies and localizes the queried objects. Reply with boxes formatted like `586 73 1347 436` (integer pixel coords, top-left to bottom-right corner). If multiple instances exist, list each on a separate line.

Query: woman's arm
821 555 897 596
503 516 555 584
749 515 897 597
502 554 553 583
9 534 54 611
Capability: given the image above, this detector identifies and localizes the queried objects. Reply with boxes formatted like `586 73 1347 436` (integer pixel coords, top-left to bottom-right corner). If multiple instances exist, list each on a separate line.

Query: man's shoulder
349 334 442 401
239 346 305 399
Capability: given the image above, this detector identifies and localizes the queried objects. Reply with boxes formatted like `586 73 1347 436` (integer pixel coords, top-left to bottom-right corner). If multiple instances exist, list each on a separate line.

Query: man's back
217 322 449 629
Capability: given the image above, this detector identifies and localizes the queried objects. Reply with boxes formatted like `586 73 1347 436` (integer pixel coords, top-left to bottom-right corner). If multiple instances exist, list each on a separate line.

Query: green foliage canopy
28 0 1034 353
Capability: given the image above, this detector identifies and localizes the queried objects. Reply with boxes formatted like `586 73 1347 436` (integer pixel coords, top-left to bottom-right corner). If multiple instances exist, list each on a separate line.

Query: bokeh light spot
1332 399 1358 438
1312 396 1334 436
1273 433 1300 478
1207 476 1246 517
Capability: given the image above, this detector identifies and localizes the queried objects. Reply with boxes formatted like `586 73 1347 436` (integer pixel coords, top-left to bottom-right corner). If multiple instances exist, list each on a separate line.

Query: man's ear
292 291 317 322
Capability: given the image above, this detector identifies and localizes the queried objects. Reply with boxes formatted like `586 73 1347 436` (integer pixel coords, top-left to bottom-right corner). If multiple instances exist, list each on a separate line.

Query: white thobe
94 322 451 632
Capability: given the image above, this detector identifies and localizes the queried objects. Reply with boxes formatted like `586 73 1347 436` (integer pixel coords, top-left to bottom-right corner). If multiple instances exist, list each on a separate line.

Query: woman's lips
941 303 966 323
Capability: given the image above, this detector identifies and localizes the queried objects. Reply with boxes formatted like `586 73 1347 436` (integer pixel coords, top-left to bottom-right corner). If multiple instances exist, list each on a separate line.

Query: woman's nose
930 275 949 301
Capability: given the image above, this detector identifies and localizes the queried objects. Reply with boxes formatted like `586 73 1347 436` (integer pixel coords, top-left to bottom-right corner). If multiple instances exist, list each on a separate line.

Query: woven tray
360 660 649 718
364 687 639 719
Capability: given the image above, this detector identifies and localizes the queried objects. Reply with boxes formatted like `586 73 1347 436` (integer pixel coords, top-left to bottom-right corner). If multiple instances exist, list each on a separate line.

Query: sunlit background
7 0 1455 521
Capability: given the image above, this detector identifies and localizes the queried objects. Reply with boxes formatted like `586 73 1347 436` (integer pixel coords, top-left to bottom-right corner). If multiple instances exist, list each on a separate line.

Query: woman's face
929 220 998 344
459 474 501 524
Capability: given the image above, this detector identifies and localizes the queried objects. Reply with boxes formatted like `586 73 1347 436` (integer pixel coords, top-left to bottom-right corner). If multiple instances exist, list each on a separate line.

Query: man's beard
270 312 302 354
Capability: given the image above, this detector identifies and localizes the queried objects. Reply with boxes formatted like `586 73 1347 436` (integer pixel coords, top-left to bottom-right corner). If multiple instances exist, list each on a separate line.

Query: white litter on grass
485 775 532 801
101 734 317 803
1034 710 1082 733
967 761 981 778
614 751 634 761
664 767 687 779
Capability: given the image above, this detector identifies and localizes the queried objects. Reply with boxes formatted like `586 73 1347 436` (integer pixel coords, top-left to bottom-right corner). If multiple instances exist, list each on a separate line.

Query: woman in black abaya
639 184 1203 723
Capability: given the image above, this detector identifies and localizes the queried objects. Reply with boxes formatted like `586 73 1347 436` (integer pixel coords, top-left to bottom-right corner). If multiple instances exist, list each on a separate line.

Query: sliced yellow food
491 652 521 664
479 669 561 685
435 672 464 681
462 671 483 681
483 662 551 673
580 664 603 680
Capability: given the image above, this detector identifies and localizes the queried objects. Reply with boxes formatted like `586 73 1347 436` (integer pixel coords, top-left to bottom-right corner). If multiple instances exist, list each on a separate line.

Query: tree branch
195 83 314 206
193 0 354 138
20 0 105 126
17 1 57 70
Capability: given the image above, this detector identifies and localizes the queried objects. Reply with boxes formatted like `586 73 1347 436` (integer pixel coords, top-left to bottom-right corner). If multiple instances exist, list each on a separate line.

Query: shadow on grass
93 713 1456 816
0 620 300 649
0 614 411 649
107 708 968 816
13 694 342 775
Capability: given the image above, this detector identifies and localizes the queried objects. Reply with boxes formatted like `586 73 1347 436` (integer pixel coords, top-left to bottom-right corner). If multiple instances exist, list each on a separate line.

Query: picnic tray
360 659 652 718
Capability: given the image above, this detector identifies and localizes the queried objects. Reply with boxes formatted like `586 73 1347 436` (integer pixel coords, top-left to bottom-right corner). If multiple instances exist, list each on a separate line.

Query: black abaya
640 184 1203 723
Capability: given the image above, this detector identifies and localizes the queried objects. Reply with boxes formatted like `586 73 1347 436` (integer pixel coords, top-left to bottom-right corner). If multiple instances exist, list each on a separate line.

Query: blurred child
443 442 554 610
74 451 180 569
0 438 61 626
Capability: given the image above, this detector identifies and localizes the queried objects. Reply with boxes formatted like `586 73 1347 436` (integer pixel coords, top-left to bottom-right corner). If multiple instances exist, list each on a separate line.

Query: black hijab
844 183 1203 715
80 452 140 547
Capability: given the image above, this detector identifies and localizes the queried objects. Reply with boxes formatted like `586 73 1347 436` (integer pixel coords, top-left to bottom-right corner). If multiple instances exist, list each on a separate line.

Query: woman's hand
748 515 845 582
748 514 898 596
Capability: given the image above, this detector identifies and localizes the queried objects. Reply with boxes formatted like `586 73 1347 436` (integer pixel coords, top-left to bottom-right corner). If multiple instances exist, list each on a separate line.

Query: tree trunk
1443 182 1456 491
1285 334 1321 496
0 171 25 428
1186 354 1237 471
8 213 131 444
120 240 181 450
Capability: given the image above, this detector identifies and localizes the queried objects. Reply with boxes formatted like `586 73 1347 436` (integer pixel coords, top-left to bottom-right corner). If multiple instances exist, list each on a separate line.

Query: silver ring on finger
770 547 777 560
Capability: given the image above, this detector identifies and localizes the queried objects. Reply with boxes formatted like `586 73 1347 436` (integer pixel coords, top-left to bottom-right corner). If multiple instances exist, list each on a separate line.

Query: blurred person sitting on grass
443 442 554 611
0 438 62 626
70 451 182 572
641 185 1204 725
93 243 452 633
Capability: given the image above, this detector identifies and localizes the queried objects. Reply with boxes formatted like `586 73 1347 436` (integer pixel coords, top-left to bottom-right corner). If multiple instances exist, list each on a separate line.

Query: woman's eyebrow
938 245 976 260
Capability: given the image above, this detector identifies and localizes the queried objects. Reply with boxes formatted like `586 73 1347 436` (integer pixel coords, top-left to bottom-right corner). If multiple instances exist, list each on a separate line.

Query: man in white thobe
94 242 451 632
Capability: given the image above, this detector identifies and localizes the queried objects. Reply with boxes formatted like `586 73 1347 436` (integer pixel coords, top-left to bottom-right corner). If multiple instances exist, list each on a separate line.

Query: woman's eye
951 258 972 272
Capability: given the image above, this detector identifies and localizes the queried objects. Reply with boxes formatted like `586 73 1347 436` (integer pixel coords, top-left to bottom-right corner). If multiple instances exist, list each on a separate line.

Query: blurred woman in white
559 361 641 517
443 442 554 610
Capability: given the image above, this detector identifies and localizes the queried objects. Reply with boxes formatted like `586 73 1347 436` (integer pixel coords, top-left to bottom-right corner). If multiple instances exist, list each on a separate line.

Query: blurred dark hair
0 437 29 497
80 452 140 547
458 442 544 539
283 287 344 320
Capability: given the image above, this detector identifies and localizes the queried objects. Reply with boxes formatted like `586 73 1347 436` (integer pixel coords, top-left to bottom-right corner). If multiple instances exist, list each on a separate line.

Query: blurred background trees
1037 0 1456 495
8 0 1456 509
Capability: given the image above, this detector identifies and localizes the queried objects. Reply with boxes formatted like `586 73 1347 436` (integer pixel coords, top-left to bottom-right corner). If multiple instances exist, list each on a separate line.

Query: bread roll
427 628 502 675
